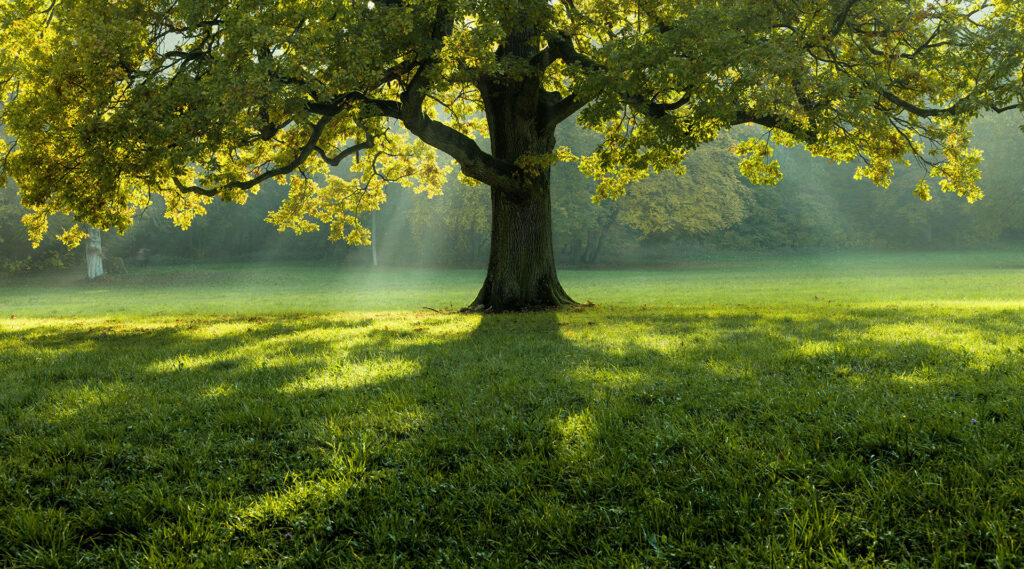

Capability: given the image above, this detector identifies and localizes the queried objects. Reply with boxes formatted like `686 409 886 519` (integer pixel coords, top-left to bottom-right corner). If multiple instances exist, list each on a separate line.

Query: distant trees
0 184 73 272
407 180 491 267
3 115 1023 273
550 127 754 264
399 114 1024 263
740 112 1024 251
3 0 1021 308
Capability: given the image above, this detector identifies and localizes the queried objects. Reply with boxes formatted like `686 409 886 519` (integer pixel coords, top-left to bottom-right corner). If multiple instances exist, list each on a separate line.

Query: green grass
1 250 1024 567
2 249 1023 316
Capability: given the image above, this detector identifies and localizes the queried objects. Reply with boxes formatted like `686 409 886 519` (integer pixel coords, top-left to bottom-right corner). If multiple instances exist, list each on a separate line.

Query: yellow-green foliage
1 0 1021 249
617 137 751 235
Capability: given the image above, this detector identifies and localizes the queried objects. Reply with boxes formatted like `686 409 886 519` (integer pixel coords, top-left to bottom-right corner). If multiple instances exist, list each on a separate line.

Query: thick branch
546 93 589 127
546 32 597 70
404 113 517 189
314 138 374 166
733 110 818 143
172 112 369 197
538 33 600 128
879 90 971 118
162 49 208 62
388 64 518 192
296 59 517 192
645 94 692 118
529 43 559 71
829 0 863 37
541 32 693 124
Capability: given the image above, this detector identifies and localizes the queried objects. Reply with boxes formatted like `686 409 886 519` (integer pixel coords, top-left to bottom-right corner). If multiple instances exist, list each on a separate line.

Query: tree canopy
1 0 1022 306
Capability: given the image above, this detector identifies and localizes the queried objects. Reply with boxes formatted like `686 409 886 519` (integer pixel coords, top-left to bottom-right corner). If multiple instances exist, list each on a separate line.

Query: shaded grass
2 303 1024 567
2 251 1024 566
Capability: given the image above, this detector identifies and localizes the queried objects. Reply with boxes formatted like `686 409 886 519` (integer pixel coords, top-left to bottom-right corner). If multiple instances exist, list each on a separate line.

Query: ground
1 250 1023 567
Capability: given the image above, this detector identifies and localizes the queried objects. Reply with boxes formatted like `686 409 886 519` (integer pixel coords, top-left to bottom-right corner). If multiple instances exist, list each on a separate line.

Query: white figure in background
86 227 103 279
371 212 378 267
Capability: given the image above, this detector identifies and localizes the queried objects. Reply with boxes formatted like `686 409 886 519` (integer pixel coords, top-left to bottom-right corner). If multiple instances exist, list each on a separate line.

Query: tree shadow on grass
1 306 1023 567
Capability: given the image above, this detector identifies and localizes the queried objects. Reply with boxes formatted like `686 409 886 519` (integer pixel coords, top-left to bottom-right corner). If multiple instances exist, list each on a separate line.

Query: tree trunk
467 105 575 310
470 174 575 311
466 38 577 311
582 228 604 265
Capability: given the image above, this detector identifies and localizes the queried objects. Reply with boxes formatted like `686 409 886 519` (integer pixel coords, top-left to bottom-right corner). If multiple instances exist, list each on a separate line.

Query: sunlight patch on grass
794 340 836 357
704 357 745 381
43 379 130 422
279 357 420 394
232 472 360 538
147 352 223 374
3 255 1024 566
555 408 598 466
203 383 237 399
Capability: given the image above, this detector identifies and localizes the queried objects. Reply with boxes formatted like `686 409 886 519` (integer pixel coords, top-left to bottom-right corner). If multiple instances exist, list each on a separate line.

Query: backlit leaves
0 0 1021 247
732 138 783 187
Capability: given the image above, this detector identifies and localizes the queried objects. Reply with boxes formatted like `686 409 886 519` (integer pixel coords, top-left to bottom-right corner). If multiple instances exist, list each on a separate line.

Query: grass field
1 250 1024 567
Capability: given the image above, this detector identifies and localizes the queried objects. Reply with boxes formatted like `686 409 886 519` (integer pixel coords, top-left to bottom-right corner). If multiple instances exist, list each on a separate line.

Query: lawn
1 250 1023 567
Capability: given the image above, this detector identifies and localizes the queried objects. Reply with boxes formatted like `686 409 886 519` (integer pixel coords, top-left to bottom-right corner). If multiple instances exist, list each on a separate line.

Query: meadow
1 250 1023 567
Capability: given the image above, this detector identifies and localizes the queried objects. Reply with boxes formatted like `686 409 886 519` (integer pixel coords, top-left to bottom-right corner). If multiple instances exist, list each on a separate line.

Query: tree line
3 113 1022 274
4 0 1021 307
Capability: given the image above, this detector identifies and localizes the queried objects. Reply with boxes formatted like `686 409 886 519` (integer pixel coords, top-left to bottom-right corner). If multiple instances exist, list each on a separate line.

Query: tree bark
470 174 575 311
468 78 576 311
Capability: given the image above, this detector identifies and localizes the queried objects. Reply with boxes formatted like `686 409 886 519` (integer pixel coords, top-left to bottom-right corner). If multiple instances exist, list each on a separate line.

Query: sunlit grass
1 251 1023 566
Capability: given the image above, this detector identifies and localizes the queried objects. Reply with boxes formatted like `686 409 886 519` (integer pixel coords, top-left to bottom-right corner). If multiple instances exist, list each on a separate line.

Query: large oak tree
1 0 1021 309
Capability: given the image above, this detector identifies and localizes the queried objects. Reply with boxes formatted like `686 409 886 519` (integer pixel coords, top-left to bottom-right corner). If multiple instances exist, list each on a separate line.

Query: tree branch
732 110 818 143
646 94 692 118
389 63 518 192
314 138 375 166
879 89 971 118
537 33 600 129
829 0 863 38
545 92 589 127
172 112 371 197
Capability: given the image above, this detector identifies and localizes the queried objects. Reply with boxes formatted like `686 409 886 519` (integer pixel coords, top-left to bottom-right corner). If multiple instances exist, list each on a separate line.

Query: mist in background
3 113 1023 275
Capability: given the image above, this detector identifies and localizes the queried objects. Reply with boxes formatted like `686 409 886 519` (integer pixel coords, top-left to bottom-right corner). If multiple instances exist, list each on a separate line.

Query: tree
1 1 1022 309
553 125 753 264
0 182 75 271
407 177 491 266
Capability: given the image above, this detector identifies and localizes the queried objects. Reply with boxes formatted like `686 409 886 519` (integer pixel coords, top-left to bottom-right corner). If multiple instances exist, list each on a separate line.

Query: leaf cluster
1 0 1021 246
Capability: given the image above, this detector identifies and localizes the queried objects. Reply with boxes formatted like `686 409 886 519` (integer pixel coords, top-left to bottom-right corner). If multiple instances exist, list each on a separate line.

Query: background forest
2 113 1022 273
